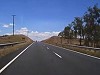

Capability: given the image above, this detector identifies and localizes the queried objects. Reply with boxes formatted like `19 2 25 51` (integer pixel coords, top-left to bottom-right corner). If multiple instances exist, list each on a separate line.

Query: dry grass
42 36 100 58
63 45 100 57
0 43 25 57
0 35 33 57
42 36 84 45
0 35 32 44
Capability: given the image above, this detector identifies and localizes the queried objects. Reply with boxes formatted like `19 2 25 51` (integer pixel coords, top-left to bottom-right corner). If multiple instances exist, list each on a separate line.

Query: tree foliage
58 4 100 47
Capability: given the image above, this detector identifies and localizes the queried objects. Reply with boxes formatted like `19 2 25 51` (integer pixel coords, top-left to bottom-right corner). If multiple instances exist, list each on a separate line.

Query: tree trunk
79 36 82 46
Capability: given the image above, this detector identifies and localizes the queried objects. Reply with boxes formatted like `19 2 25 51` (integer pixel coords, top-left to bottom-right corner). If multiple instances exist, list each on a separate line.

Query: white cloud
9 23 13 26
16 27 29 35
3 23 13 28
5 33 12 35
29 31 60 41
3 24 9 28
5 27 60 41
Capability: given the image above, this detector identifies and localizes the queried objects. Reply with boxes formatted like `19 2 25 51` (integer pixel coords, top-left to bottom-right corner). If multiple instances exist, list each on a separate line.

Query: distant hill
42 36 82 45
0 35 33 57
42 36 100 58
42 36 61 45
0 35 33 44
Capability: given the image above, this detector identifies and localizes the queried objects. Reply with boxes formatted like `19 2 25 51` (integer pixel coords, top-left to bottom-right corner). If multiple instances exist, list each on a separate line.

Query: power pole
12 15 16 36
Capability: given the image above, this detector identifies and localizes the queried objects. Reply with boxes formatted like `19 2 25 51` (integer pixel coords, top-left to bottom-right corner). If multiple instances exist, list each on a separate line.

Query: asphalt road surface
1 42 100 75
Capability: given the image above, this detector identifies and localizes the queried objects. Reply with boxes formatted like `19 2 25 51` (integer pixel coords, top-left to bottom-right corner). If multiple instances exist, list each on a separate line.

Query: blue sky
0 0 100 40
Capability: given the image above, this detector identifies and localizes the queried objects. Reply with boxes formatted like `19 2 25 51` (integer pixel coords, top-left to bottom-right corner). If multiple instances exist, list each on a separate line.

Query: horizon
0 0 100 41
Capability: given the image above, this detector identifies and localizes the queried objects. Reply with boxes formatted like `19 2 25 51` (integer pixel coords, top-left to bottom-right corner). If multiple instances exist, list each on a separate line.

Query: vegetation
43 4 100 58
0 35 33 57
58 4 100 47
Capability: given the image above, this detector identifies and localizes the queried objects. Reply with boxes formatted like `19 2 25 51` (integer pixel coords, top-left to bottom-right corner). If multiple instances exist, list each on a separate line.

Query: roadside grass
60 44 100 58
0 35 33 57
62 45 100 57
43 36 100 58
0 35 27 44
47 42 100 58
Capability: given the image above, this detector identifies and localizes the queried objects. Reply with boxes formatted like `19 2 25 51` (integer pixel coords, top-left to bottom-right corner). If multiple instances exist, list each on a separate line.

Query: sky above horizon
0 0 100 41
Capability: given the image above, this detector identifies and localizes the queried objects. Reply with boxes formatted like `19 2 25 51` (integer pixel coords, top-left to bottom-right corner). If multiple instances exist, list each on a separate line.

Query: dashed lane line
53 51 62 58
47 47 49 49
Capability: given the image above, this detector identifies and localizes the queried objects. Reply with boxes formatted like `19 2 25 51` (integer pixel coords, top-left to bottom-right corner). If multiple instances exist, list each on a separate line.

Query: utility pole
12 15 16 36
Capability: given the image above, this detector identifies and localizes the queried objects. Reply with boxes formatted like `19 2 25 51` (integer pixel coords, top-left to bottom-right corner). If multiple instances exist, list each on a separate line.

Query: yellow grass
42 36 100 58
0 35 33 57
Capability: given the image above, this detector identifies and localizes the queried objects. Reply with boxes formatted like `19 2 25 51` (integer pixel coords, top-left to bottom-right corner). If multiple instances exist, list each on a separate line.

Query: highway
0 42 100 75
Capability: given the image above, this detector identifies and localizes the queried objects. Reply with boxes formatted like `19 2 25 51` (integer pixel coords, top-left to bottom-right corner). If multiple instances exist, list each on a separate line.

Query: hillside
0 35 33 57
42 36 100 57
42 36 81 45
0 35 33 44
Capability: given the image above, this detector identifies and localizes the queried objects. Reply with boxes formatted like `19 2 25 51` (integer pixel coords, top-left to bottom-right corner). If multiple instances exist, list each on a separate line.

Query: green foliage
59 4 100 47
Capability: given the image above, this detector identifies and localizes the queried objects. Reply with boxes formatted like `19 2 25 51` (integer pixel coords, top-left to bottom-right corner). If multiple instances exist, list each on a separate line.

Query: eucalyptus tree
72 21 78 39
58 31 64 44
74 17 83 45
83 4 100 47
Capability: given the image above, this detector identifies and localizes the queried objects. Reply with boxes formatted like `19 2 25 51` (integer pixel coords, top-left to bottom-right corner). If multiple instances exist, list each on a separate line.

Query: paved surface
1 42 100 75
0 45 29 69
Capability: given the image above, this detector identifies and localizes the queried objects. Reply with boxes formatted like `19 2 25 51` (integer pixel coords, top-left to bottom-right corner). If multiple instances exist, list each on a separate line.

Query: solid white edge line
45 43 100 60
53 51 62 58
0 42 33 74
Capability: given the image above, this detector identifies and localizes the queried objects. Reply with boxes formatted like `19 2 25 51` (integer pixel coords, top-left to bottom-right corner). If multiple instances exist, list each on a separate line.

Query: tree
92 4 100 47
63 26 70 39
59 4 100 47
72 21 78 39
74 17 83 45
83 4 100 47
58 31 64 44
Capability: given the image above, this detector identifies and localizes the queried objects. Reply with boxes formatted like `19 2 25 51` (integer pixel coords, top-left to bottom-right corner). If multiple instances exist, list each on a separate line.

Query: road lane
1 42 100 75
0 43 33 73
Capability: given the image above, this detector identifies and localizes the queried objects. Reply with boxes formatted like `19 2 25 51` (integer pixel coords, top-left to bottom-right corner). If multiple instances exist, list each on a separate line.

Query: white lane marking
46 43 100 60
47 47 49 49
0 43 33 74
53 51 62 58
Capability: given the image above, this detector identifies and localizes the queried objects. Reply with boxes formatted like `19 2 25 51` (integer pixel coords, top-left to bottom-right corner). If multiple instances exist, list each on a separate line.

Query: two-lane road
1 42 100 75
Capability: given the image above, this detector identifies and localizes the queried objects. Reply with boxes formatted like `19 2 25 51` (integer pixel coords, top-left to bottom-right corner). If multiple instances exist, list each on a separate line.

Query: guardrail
66 44 100 51
0 42 24 48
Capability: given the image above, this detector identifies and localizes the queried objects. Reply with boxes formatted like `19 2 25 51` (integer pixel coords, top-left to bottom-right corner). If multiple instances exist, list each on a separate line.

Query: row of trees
58 4 100 47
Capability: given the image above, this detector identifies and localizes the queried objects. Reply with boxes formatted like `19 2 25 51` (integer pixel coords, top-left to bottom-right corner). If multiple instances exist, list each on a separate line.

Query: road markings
46 43 100 60
47 47 49 49
0 43 33 74
53 51 62 58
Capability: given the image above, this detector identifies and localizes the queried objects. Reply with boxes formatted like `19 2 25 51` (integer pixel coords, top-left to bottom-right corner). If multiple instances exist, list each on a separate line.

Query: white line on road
0 43 33 74
47 47 49 49
46 43 100 60
53 51 62 58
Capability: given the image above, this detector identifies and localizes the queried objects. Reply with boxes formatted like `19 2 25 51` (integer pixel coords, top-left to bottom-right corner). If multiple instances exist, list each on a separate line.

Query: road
0 42 100 75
